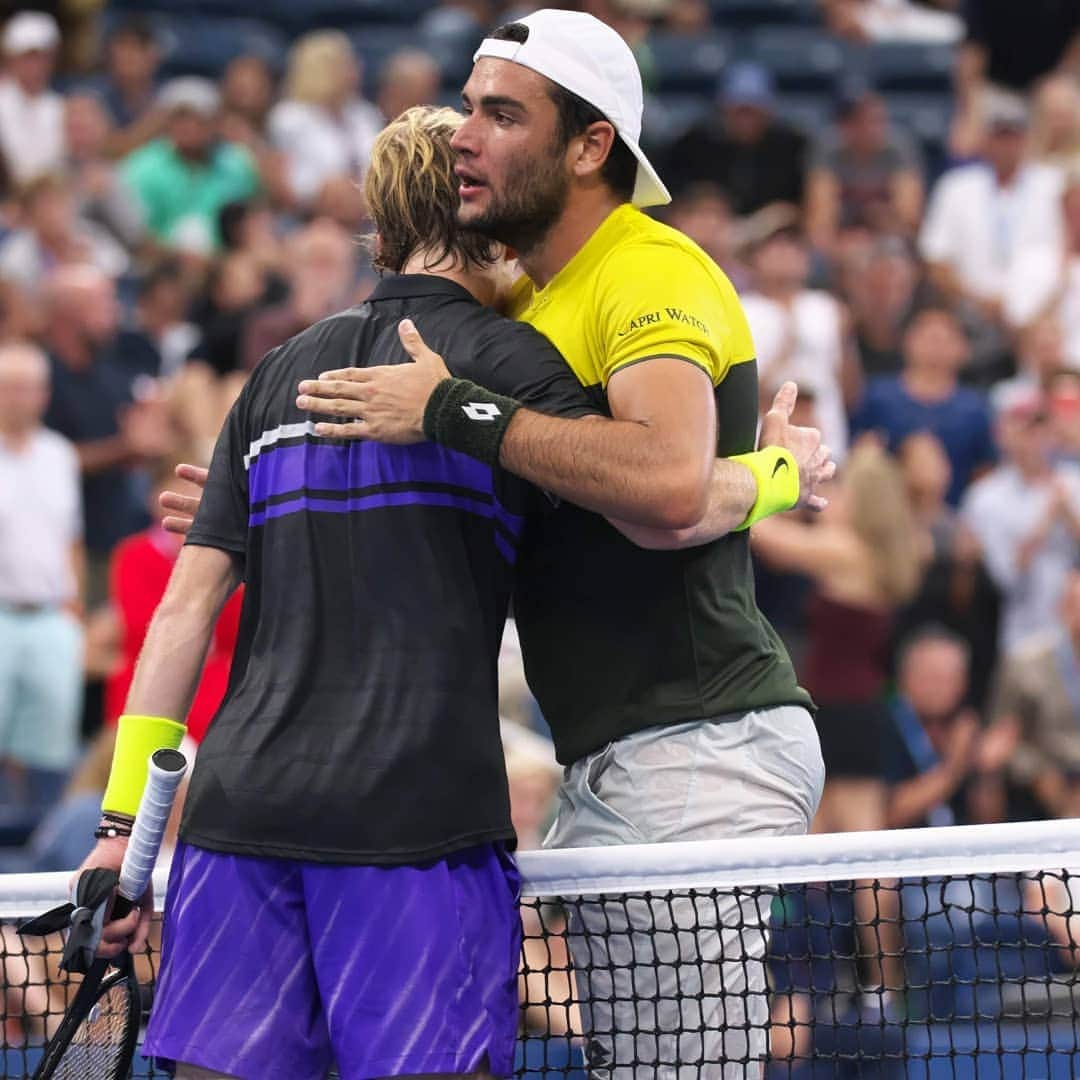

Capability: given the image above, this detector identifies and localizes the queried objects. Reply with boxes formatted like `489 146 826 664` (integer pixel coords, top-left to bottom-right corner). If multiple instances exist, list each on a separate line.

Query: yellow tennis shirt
509 205 812 766
508 202 755 399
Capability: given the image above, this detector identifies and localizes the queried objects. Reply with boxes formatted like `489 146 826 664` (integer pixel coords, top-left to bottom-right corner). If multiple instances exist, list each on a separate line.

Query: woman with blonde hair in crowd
268 30 382 224
1029 74 1080 173
752 440 926 1008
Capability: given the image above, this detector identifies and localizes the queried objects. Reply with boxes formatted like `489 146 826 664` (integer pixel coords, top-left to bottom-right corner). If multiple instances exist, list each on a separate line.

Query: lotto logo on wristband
462 402 502 422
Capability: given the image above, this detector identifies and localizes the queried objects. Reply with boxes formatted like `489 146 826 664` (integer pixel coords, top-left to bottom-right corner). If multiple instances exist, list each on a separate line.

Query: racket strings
51 980 135 1080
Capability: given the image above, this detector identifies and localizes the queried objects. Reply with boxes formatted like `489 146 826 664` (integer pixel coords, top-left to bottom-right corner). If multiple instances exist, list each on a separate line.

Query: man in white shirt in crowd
0 11 65 185
0 342 84 816
1007 168 1080 369
921 93 1058 330
742 225 857 464
961 384 1080 656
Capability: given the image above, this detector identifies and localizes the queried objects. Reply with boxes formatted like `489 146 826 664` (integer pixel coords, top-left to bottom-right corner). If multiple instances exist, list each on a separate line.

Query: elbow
646 467 710 531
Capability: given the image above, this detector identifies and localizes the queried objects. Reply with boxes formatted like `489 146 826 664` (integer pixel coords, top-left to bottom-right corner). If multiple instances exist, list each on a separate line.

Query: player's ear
573 121 616 181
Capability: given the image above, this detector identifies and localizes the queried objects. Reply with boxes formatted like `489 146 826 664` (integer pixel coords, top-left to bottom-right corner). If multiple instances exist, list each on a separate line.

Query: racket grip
117 748 188 904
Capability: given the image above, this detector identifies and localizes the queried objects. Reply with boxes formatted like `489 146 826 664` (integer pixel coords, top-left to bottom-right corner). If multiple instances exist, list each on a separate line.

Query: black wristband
422 378 522 467
94 811 134 840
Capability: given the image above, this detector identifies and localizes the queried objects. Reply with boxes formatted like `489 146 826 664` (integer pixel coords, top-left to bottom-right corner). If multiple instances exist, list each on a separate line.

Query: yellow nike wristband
730 448 800 531
102 714 187 817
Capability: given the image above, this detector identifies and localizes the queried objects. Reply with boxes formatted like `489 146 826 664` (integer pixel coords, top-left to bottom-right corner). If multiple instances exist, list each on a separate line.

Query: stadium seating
747 26 846 93
860 41 954 94
101 12 289 79
647 30 731 95
710 0 818 30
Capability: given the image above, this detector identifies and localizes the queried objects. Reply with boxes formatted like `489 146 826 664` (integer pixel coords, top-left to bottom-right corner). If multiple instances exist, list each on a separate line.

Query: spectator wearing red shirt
104 461 242 741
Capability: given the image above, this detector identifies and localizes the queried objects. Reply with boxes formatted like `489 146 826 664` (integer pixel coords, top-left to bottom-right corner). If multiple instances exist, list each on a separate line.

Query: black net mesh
1 869 1078 1077
1 924 158 1079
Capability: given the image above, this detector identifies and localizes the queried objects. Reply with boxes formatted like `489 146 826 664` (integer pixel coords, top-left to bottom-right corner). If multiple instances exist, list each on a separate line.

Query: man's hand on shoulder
296 319 450 443
758 382 835 512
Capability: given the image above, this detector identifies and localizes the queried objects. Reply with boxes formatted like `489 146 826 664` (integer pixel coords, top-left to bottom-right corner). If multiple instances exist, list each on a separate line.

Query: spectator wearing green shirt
122 77 260 255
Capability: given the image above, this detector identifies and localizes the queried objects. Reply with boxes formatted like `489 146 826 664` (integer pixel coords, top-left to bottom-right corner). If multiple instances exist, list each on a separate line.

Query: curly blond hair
363 105 497 274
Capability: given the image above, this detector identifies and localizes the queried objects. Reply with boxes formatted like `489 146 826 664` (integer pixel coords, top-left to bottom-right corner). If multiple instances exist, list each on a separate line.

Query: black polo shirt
181 275 595 864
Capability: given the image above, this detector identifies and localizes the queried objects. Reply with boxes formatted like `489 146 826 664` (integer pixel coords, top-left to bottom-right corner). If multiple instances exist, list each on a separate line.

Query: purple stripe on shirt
248 440 523 538
248 491 519 564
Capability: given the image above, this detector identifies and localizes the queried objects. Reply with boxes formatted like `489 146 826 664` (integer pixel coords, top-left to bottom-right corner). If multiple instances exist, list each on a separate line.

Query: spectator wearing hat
661 61 808 219
921 94 1059 333
805 86 924 252
961 384 1080 656
121 77 260 255
0 11 65 185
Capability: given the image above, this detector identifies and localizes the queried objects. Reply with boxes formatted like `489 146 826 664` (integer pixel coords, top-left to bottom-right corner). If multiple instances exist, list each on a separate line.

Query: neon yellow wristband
730 447 800 531
102 714 187 817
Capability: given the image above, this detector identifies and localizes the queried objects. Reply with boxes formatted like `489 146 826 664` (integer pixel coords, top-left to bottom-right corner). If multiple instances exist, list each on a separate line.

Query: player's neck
399 250 497 307
517 190 623 290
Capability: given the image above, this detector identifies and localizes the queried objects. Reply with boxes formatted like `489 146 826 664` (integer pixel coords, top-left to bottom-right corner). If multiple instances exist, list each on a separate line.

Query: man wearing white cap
299 10 827 1076
0 11 65 184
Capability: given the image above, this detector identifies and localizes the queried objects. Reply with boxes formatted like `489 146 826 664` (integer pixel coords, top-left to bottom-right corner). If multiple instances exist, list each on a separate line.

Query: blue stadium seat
862 41 954 93
885 91 952 150
418 8 486 91
644 94 713 151
344 24 415 91
647 30 731 95
153 15 288 79
774 93 832 136
267 0 435 33
748 26 845 92
710 0 819 30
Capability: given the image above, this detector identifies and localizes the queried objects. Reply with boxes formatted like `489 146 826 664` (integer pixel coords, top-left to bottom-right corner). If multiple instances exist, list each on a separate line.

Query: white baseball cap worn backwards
473 8 671 209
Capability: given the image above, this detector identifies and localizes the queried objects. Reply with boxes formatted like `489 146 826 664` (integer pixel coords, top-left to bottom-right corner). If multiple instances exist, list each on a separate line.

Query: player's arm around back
499 354 720 530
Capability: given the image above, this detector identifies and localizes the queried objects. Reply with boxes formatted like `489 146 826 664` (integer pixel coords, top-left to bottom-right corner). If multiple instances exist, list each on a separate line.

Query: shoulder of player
462 309 566 380
594 227 729 298
253 306 379 375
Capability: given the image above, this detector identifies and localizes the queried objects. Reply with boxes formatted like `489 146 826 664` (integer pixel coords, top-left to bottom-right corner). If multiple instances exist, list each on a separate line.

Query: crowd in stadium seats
0 0 1078 1072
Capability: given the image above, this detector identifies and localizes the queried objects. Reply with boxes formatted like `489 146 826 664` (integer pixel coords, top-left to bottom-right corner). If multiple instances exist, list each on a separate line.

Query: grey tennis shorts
544 705 824 1079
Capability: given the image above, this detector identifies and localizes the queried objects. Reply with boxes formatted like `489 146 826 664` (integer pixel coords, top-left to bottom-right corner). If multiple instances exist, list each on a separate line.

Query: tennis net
1 819 1079 1078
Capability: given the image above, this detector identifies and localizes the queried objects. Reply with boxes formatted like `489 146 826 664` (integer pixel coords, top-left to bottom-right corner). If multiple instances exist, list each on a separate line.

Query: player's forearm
609 457 758 549
124 548 238 721
124 601 219 721
499 409 713 530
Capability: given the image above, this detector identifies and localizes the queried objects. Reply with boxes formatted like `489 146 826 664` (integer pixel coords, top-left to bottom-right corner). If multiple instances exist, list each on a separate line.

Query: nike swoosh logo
772 457 790 478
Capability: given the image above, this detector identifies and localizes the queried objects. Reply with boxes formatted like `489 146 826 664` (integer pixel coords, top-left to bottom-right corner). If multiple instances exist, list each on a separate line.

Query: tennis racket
31 747 188 1080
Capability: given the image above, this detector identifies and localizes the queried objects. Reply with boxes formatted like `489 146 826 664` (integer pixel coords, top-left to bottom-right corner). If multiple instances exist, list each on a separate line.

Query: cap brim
626 137 670 208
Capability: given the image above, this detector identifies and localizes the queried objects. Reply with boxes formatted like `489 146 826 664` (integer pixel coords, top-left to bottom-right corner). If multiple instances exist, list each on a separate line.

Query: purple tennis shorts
143 839 522 1080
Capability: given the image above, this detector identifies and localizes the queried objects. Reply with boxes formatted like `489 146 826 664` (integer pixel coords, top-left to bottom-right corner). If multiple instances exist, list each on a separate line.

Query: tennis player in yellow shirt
283 11 833 1077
